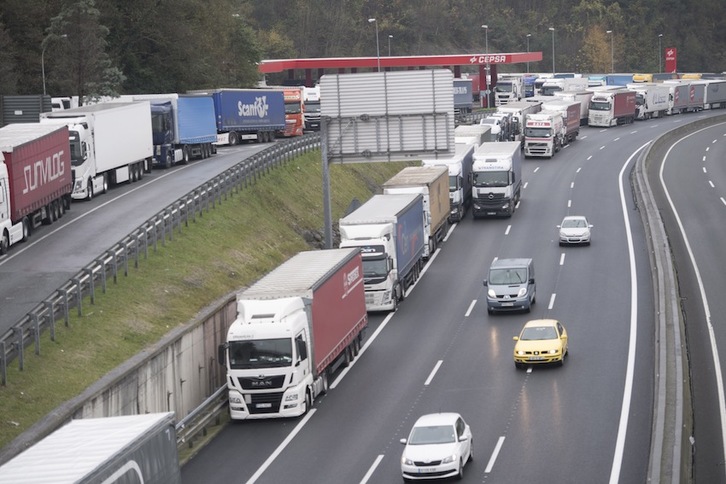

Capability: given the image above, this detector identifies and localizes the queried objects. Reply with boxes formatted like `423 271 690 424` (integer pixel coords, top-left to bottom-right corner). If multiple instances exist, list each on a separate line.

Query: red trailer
0 123 71 253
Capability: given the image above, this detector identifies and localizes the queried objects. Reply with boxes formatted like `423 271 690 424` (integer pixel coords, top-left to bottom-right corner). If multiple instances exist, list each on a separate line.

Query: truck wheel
182 146 190 164
21 217 31 241
86 182 93 201
0 230 9 255
303 390 312 415
228 131 238 145
321 370 329 395
164 152 173 169
102 175 108 194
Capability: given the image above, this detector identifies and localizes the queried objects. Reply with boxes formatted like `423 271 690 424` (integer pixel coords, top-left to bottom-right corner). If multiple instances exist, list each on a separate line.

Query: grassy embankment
0 150 412 449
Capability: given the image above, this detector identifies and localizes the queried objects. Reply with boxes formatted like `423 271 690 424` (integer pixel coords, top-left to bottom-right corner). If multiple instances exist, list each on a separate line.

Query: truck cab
524 112 564 158
471 142 523 218
302 86 321 131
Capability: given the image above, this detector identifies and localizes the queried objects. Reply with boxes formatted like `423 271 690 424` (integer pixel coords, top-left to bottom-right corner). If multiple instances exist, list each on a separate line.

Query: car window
521 326 557 340
557 322 565 336
456 418 464 437
409 425 456 445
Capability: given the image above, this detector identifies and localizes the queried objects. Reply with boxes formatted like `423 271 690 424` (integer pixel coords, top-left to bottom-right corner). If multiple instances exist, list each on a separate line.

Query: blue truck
189 89 285 146
339 193 425 312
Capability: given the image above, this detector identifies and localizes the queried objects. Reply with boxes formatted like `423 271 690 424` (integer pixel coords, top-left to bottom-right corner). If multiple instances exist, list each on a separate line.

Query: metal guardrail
0 134 321 385
176 384 227 452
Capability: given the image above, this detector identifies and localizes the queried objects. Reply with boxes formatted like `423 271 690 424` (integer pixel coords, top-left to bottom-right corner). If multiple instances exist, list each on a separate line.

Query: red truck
0 123 72 254
219 248 368 419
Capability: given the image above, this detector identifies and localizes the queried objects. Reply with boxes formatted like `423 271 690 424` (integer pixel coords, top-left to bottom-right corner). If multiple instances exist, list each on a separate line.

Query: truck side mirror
482 279 488 286
217 343 227 365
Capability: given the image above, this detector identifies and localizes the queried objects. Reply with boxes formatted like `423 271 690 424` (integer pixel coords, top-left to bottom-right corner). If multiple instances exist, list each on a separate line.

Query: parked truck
454 78 474 116
339 193 425 312
218 248 367 420
302 85 322 131
626 83 670 120
383 166 450 258
494 76 524 106
663 80 705 114
420 143 475 223
588 89 636 127
540 77 589 96
552 90 593 125
541 99 580 143
496 101 543 141
523 111 565 158
39 102 153 200
0 124 72 254
189 88 285 145
280 87 305 137
0 413 181 483
0 95 52 127
471 141 522 218
111 94 217 168
454 124 493 147
698 79 726 110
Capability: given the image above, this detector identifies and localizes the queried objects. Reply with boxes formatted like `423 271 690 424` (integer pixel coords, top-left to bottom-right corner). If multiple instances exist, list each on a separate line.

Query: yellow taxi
513 319 568 369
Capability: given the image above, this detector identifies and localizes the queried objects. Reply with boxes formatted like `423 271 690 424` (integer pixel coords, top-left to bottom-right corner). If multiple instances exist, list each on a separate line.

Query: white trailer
541 78 589 96
626 83 670 119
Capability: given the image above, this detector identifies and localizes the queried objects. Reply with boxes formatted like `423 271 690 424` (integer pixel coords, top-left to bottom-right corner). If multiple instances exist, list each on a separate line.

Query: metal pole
482 25 489 107
526 34 531 73
321 119 332 249
388 35 392 56
549 28 555 74
659 34 663 73
41 45 47 96
368 18 380 72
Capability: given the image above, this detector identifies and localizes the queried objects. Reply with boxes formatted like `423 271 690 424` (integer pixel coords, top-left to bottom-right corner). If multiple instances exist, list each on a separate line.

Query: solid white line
465 300 477 317
359 455 385 484
246 409 317 484
548 293 556 310
485 436 506 473
505 225 511 235
443 221 457 242
608 141 650 483
425 360 443 386
560 253 565 266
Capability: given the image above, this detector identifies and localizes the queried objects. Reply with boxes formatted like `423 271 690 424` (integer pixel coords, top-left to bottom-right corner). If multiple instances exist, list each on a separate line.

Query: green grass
0 150 413 448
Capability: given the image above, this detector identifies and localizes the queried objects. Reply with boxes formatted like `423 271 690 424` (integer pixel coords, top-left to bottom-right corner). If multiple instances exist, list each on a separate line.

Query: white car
557 215 592 246
400 412 473 481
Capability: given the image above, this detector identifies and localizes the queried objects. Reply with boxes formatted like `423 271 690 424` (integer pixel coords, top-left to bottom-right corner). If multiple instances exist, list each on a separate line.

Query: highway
181 112 722 483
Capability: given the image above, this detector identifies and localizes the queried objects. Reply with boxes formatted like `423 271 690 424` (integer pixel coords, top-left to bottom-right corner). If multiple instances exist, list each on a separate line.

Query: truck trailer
0 413 181 484
663 80 705 114
540 78 589 96
454 124 493 147
626 83 670 120
189 89 286 145
496 101 543 141
219 248 368 419
541 100 580 143
40 102 153 200
588 89 636 127
552 90 593 125
523 111 565 158
420 143 475 223
383 166 450 258
471 141 523 217
0 124 72 254
339 194 425 312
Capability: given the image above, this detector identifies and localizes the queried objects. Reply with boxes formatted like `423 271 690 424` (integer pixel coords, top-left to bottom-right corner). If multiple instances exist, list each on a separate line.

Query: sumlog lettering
22 150 65 194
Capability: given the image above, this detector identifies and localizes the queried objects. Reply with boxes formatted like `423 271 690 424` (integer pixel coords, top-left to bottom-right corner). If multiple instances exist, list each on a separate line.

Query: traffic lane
657 122 726 483
0 144 269 333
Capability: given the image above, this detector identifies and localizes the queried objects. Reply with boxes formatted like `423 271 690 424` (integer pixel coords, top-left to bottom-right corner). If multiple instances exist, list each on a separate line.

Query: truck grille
238 375 286 390
526 142 550 155
248 392 284 414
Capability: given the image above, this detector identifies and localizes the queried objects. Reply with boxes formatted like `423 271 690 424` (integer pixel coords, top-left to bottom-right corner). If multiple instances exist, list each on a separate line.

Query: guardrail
0 134 321 386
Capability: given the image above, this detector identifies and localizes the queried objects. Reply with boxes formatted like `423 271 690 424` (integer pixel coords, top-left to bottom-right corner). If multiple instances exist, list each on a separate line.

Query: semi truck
0 124 72 254
420 143 475 223
471 141 522 218
0 95 52 127
523 111 565 158
494 76 524 106
588 89 636 127
454 78 474 116
280 87 305 137
111 94 217 168
0 413 181 483
39 102 153 200
218 248 368 420
541 100 581 143
552 90 593 125
626 83 670 120
339 193 425 312
698 79 726 110
496 101 543 141
188 88 285 145
540 77 589 96
383 166 450 258
663 80 705 114
302 85 321 131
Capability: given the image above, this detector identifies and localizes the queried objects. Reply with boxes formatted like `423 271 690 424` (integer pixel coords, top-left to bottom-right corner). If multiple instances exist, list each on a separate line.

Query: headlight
516 350 525 356
517 287 527 298
401 456 414 466
284 394 298 401
229 396 243 404
548 349 558 354
441 454 457 464
488 289 496 298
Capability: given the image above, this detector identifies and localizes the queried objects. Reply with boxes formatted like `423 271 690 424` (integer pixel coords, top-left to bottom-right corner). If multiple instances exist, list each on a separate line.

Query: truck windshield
449 175 458 192
472 171 510 188
525 127 552 138
362 256 388 278
635 93 645 106
228 339 293 369
305 102 321 114
285 102 302 114
489 267 527 284
68 131 84 166
494 83 513 93
590 101 611 111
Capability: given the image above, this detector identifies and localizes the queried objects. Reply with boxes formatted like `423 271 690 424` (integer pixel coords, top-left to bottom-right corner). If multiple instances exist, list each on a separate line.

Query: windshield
479 118 498 126
285 102 301 114
449 175 458 191
409 425 456 445
541 86 562 96
488 267 527 284
228 339 293 369
635 93 645 106
68 131 84 166
590 101 611 111
562 218 587 228
472 170 509 188
494 83 513 93
305 101 321 113
362 256 388 278
520 326 557 340
525 127 552 138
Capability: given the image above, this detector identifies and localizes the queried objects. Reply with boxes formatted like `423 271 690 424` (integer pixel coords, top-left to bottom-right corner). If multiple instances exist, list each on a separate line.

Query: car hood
560 227 589 236
403 442 459 462
515 339 562 353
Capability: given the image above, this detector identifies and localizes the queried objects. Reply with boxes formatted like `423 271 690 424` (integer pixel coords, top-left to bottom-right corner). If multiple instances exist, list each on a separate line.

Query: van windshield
489 267 527 284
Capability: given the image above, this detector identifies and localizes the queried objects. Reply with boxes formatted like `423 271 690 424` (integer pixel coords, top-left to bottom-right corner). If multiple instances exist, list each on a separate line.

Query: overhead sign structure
320 69 455 163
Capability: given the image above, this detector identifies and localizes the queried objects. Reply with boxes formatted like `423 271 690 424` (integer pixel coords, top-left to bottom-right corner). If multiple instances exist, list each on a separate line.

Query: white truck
302 85 321 131
540 77 589 96
420 143 475 223
494 76 524 106
523 111 565 158
588 89 637 127
0 413 181 483
626 83 670 120
40 102 153 200
383 166 450 258
340 194 425 312
219 248 368 420
552 90 593 125
471 141 523 218
541 100 580 144
496 101 543 141
454 124 494 147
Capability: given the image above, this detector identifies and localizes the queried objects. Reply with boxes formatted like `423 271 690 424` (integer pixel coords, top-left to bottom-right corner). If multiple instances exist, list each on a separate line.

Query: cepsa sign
469 55 509 64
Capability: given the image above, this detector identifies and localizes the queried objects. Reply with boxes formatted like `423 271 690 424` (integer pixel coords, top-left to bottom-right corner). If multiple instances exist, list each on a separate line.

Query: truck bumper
228 384 307 420
472 199 513 218
524 142 553 157
364 288 396 312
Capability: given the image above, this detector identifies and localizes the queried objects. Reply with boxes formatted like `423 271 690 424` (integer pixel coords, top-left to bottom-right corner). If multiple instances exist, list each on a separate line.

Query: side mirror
482 279 488 286
513 336 519 341
400 438 407 445
529 278 535 284
217 343 227 365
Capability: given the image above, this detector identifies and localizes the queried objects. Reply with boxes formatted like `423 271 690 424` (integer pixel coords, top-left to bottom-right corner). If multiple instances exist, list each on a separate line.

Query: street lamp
388 34 393 56
658 33 663 73
41 33 67 97
549 27 555 74
481 25 489 54
526 33 531 73
481 24 489 107
368 18 380 72
606 30 614 73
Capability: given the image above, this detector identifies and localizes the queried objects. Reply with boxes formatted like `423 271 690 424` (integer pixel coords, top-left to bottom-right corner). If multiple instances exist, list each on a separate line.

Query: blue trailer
190 89 285 146
606 74 634 87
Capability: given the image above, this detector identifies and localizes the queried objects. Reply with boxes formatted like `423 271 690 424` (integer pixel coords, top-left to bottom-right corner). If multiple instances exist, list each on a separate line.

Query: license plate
256 402 272 408
501 302 514 307
529 356 544 361
418 468 438 474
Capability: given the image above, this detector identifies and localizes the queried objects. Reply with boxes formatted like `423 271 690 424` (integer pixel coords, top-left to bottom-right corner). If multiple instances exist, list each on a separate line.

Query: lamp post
526 33 531 73
606 30 614 73
549 27 555 74
41 33 67 97
658 33 663 73
481 25 489 107
368 18 380 72
388 34 393 56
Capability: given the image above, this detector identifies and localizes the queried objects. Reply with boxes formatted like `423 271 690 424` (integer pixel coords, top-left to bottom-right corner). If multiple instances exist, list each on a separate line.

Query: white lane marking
425 360 443 386
505 225 511 235
359 455 385 484
527 367 533 374
576 167 582 173
704 156 708 162
465 300 477 317
709 180 715 188
614 137 621 141
581 135 588 140
523 182 529 189
560 253 565 266
707 147 710 151
246 409 318 484
568 199 572 208
534 167 540 173
515 201 521 210
703 167 708 173
630 131 638 134
600 146 605 150
485 436 506 473
608 141 650 483
443 220 457 242
587 155 593 160
721 198 726 206
548 293 556 310
714 139 718 144
570 182 575 189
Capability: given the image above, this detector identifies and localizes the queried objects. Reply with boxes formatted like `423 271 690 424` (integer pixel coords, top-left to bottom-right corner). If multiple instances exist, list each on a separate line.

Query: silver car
558 215 592 246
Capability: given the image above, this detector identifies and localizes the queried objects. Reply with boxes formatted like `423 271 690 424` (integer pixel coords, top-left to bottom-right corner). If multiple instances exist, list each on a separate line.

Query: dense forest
0 0 724 101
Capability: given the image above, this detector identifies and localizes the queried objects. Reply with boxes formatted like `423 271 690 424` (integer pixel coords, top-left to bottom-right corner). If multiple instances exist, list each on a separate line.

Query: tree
0 22 19 93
